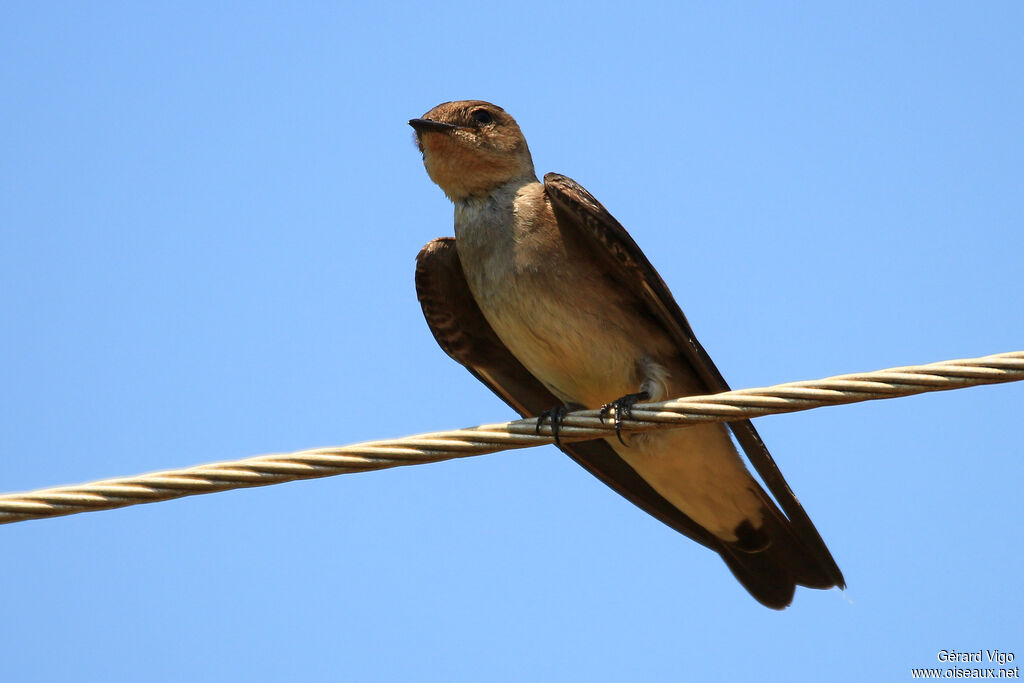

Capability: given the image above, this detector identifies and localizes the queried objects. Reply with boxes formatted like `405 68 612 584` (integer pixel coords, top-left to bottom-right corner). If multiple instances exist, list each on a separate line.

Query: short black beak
409 118 459 134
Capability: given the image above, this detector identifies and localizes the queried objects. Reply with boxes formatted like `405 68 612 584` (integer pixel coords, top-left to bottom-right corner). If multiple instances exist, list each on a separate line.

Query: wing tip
718 510 845 609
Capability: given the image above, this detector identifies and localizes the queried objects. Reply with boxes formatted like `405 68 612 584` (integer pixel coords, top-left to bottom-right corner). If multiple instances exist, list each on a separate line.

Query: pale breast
455 181 666 408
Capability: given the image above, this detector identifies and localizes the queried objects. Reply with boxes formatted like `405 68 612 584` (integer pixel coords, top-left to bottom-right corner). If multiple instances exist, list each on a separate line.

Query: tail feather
719 542 798 609
717 499 844 609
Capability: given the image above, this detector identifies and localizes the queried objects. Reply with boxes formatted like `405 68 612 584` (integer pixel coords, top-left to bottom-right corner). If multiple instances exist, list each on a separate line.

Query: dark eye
471 109 493 125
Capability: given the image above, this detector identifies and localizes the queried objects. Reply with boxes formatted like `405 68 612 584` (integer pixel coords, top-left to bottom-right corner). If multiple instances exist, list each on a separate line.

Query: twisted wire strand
2 350 1021 525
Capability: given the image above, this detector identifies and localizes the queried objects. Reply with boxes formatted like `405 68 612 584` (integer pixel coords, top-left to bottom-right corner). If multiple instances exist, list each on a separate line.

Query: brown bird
410 100 843 608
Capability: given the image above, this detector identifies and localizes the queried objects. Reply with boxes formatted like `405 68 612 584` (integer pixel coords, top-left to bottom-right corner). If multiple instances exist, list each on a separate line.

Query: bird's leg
536 405 569 446
600 391 651 445
536 403 586 446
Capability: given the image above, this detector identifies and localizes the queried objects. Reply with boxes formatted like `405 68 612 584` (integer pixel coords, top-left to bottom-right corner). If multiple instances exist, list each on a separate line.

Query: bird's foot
536 405 569 446
600 391 651 445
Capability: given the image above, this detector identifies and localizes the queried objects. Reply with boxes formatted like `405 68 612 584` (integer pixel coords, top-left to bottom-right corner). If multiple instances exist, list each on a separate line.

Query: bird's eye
471 109 493 125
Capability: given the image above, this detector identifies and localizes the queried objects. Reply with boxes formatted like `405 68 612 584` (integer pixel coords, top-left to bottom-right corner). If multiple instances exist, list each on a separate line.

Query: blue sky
2 3 1021 681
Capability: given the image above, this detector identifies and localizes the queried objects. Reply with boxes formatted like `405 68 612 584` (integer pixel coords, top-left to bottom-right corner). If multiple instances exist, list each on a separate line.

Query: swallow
410 100 843 608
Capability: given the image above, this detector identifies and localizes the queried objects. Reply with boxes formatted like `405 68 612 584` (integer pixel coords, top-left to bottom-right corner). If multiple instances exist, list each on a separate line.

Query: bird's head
410 100 536 202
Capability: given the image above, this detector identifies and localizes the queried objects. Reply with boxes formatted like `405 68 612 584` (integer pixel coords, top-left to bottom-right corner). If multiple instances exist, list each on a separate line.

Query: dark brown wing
415 237 719 551
543 172 845 593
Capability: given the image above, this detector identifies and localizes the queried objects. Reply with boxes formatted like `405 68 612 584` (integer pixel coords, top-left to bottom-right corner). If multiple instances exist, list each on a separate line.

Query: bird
409 100 843 608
